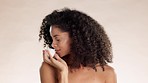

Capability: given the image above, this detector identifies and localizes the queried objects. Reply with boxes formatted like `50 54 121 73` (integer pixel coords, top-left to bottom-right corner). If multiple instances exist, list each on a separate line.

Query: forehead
50 26 69 37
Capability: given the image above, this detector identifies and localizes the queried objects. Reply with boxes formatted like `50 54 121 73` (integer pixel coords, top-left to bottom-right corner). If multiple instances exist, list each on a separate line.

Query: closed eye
55 38 60 41
56 39 60 41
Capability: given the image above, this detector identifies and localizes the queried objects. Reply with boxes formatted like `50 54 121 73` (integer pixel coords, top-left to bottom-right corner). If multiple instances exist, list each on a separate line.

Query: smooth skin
40 26 117 83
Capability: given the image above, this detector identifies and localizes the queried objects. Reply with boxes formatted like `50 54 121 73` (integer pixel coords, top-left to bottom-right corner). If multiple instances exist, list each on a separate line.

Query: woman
39 8 117 83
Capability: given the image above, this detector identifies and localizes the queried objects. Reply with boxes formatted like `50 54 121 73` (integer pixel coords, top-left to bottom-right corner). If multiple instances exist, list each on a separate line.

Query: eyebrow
53 34 60 37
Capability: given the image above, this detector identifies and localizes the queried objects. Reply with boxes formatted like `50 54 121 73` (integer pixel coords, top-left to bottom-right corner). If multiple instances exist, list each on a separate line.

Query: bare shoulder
104 65 115 73
40 62 55 72
40 62 57 83
103 65 117 83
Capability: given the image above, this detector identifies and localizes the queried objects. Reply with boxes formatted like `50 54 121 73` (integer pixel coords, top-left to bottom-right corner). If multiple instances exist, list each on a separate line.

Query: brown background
0 0 148 83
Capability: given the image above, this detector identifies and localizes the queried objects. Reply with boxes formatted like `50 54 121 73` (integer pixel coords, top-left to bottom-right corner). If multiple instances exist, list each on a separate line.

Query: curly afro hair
39 8 113 71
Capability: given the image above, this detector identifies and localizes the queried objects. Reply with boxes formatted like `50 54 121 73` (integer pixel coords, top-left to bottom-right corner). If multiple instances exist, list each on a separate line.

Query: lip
55 50 60 53
55 49 60 51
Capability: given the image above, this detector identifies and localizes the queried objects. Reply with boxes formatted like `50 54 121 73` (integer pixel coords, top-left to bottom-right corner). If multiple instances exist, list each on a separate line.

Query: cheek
59 41 71 55
60 39 71 48
61 42 71 52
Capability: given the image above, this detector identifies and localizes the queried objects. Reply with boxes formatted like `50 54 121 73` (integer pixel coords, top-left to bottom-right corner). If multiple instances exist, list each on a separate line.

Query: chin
56 52 64 57
59 54 66 57
59 53 69 58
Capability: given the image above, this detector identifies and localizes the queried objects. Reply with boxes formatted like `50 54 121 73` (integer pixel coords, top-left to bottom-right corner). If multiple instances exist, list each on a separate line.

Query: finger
46 53 63 67
54 54 67 65
46 50 61 66
45 50 53 59
43 50 51 62
43 52 53 65
45 50 59 63
54 53 62 61
45 50 67 69
43 52 49 61
43 50 49 61
43 50 60 67
43 50 47 62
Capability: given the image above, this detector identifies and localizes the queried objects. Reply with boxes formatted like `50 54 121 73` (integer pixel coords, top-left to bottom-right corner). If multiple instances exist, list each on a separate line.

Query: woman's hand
43 50 68 74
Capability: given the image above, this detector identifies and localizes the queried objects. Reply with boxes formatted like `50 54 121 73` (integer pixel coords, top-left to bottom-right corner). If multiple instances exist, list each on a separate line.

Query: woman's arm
41 50 68 83
40 62 57 83
58 71 68 83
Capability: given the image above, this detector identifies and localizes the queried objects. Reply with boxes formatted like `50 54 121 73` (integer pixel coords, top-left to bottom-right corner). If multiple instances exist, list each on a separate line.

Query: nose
51 42 57 49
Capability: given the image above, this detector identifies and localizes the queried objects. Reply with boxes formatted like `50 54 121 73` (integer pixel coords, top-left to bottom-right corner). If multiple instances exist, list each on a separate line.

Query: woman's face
50 26 72 57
